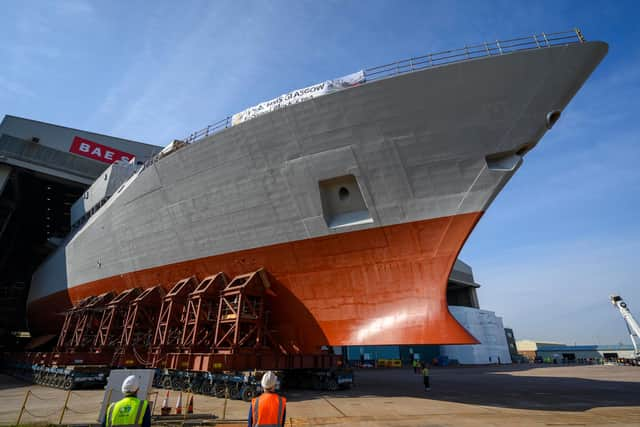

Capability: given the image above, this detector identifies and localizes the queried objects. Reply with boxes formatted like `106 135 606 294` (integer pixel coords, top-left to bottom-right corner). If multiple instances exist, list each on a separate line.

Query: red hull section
28 212 482 350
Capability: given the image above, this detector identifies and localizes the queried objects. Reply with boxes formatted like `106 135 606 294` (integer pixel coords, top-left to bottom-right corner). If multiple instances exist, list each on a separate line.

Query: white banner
231 70 365 126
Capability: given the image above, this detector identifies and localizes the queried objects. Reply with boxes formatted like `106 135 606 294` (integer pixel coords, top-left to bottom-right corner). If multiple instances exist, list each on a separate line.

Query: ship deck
1 364 639 426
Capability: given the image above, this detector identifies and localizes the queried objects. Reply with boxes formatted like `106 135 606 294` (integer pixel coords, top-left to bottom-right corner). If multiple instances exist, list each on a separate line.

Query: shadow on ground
285 365 640 411
0 375 28 391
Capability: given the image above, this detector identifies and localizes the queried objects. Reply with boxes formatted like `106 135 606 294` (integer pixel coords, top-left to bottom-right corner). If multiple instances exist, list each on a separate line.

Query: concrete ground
1 364 639 426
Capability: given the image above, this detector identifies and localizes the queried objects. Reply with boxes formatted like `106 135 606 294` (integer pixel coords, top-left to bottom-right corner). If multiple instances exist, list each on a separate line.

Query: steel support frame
56 296 93 350
12 267 350 382
180 273 227 350
114 286 165 367
150 276 197 366
68 292 114 350
213 269 274 353
92 288 141 351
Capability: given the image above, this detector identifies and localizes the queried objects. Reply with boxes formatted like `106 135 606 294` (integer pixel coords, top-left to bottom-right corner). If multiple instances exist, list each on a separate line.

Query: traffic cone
175 392 182 415
187 395 194 414
160 390 171 416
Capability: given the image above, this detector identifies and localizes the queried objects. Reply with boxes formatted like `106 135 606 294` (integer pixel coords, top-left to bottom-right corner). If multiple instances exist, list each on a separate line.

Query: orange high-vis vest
251 393 286 427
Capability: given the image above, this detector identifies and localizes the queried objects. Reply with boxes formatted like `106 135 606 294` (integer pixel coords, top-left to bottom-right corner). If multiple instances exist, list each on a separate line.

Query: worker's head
261 371 277 392
122 375 140 396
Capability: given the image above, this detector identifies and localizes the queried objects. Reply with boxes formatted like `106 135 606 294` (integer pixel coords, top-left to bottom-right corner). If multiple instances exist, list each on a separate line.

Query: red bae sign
69 136 134 164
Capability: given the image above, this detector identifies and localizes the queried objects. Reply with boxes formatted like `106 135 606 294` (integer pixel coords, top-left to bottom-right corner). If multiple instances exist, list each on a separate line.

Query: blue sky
1 1 638 345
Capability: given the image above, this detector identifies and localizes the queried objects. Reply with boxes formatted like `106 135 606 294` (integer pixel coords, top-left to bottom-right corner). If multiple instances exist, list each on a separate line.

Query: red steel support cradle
167 268 282 372
92 288 141 352
50 292 115 366
32 268 344 376
150 277 197 367
180 273 228 350
67 292 114 350
55 295 95 351
214 268 276 353
114 286 165 367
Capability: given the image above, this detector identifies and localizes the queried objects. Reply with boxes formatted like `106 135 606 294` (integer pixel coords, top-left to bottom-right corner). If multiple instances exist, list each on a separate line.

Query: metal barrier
363 29 584 81
155 29 585 156
184 116 231 144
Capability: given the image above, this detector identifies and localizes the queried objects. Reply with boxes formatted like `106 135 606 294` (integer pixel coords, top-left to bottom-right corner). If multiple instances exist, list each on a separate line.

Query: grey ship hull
28 41 607 349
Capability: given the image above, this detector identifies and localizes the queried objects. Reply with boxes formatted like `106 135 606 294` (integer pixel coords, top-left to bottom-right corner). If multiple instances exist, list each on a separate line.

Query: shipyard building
0 115 512 364
0 115 159 342
516 341 636 362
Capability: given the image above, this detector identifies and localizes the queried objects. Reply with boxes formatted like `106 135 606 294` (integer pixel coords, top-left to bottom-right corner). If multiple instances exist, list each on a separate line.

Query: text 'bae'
69 136 134 164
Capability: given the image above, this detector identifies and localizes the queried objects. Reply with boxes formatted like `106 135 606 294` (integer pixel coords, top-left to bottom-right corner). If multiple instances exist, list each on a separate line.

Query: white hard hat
122 375 140 394
261 371 277 390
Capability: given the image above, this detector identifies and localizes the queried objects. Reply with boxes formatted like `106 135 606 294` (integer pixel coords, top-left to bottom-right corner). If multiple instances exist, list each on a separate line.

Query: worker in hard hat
248 371 286 426
103 375 151 427
421 362 431 391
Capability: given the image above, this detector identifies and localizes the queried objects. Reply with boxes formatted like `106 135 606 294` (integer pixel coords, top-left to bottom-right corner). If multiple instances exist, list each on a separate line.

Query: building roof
537 344 635 352
1 115 157 149
516 340 563 351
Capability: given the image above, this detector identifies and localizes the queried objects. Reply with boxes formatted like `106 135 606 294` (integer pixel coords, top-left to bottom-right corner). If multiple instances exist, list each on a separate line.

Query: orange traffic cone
175 392 182 415
160 390 171 416
187 395 193 414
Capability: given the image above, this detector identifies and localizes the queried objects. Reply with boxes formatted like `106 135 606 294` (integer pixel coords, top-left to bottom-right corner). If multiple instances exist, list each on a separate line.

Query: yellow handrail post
222 387 229 420
58 389 72 425
150 391 159 415
16 389 30 425
102 388 114 425
184 392 190 420
105 388 113 407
